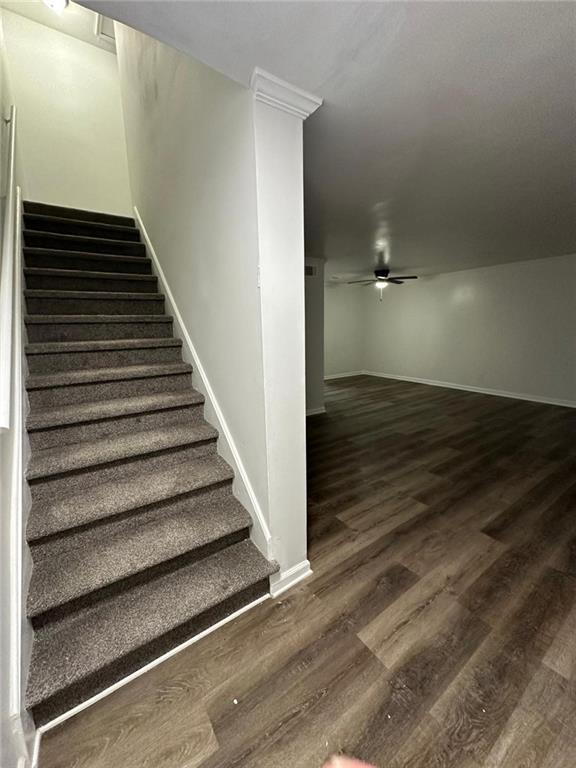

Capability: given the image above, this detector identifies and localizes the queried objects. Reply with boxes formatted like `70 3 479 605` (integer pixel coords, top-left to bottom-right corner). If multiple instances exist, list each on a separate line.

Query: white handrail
0 104 18 430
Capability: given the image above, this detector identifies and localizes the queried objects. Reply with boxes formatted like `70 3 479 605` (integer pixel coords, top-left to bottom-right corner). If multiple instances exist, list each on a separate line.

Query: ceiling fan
347 266 419 286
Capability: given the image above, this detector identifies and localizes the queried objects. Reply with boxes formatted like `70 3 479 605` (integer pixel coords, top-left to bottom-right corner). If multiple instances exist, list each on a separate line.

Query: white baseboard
34 593 271 751
362 370 576 409
269 560 312 597
2 713 33 768
134 208 272 557
324 371 365 380
306 406 326 416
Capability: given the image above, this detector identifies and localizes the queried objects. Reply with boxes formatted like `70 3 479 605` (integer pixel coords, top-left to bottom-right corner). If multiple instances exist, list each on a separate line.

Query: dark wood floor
40 376 576 768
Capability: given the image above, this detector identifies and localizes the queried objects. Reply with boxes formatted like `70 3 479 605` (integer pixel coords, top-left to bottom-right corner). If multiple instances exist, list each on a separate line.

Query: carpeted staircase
22 201 277 725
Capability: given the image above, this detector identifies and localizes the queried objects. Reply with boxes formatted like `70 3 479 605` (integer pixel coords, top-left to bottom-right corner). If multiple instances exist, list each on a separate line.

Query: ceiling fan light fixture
346 267 418 286
43 0 69 14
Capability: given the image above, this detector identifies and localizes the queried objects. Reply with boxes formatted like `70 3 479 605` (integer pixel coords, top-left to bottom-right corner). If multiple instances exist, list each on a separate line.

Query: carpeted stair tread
24 213 140 241
24 266 157 286
24 266 154 280
25 290 165 315
23 230 146 256
26 337 182 356
24 249 152 273
28 422 218 480
27 361 191 391
27 390 203 430
26 292 165 317
23 200 135 227
27 454 235 540
27 496 253 618
24 213 139 241
26 539 276 709
24 212 137 231
24 289 164 301
25 313 171 325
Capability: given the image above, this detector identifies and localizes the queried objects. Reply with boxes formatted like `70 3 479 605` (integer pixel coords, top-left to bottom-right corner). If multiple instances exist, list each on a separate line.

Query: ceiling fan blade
390 275 418 280
347 279 375 284
387 278 404 285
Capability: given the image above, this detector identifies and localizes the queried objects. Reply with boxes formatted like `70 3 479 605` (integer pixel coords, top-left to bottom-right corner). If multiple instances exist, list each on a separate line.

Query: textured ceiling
83 1 576 276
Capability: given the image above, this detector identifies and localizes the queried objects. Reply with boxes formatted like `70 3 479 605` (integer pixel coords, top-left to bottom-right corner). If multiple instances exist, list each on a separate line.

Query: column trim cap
250 67 322 119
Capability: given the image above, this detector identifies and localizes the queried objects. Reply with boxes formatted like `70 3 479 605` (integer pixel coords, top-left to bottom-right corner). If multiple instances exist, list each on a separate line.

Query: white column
250 68 321 595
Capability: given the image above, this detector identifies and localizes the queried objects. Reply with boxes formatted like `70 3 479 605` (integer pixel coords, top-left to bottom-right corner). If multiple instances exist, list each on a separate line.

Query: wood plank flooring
40 376 576 768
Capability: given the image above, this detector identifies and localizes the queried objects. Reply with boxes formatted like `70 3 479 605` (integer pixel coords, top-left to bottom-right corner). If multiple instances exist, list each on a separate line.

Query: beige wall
363 254 576 404
324 254 576 404
1 9 132 214
324 283 365 377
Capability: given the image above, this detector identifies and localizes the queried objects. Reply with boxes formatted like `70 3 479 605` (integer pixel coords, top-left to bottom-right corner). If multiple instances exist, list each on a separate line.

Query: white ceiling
2 0 115 52
83 1 576 276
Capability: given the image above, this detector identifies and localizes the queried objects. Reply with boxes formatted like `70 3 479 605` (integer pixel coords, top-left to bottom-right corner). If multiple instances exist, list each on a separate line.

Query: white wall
363 254 576 404
324 284 366 377
1 9 132 215
116 26 318 582
324 255 576 405
115 24 272 541
0 15 35 763
305 258 324 412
